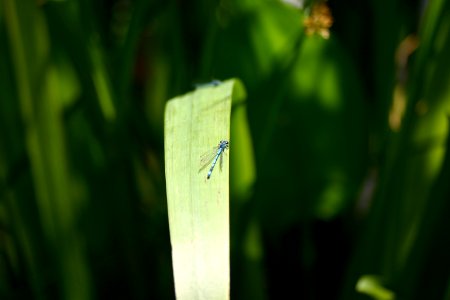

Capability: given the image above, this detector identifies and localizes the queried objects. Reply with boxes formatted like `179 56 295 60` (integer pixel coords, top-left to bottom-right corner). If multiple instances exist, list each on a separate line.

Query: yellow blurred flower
303 2 334 39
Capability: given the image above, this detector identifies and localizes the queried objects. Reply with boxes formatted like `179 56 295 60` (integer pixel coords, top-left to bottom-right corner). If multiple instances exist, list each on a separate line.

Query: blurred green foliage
0 0 449 299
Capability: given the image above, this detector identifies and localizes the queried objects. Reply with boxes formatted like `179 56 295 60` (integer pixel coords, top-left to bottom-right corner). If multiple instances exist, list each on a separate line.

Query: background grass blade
3 1 92 299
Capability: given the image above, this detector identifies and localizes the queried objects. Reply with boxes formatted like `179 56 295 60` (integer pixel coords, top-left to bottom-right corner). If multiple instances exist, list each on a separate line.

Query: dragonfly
194 79 222 89
199 140 229 179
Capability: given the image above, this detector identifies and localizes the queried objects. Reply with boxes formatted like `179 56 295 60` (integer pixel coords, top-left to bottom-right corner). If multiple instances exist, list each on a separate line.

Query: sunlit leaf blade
164 78 246 300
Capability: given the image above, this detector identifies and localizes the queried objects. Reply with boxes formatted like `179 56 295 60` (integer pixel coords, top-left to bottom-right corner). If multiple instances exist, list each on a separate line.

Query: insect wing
194 80 222 89
199 146 220 171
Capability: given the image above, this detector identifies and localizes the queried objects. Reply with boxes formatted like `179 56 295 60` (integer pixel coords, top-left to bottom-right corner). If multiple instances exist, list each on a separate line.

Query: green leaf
164 79 247 299
3 2 92 299
356 275 395 300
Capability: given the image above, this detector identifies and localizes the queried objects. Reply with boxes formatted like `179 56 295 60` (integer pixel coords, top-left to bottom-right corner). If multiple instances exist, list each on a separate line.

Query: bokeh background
1 0 449 299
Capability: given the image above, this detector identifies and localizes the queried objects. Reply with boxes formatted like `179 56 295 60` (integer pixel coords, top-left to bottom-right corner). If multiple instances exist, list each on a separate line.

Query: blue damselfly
194 79 222 89
200 140 229 179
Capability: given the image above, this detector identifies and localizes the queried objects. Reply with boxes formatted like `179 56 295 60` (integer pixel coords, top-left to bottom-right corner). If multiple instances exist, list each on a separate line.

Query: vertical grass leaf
164 79 246 300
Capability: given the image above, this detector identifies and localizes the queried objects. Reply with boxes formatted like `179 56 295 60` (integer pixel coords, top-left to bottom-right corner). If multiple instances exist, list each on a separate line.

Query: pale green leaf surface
164 79 246 300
